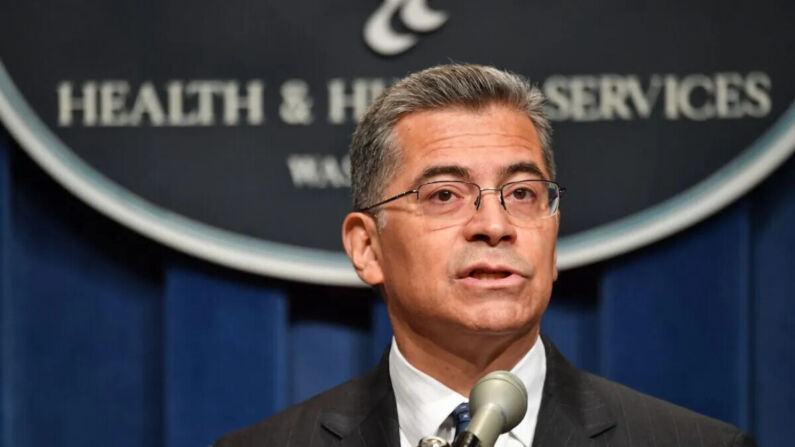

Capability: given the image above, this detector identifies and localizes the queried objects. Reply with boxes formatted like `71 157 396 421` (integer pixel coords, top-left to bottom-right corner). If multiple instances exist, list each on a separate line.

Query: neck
391 320 539 396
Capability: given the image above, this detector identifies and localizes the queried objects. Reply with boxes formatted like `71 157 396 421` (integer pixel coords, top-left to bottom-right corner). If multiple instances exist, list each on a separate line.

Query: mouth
458 264 525 287
468 269 512 280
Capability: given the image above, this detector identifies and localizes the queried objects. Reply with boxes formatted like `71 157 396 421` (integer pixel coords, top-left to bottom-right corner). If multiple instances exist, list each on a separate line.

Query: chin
459 306 536 335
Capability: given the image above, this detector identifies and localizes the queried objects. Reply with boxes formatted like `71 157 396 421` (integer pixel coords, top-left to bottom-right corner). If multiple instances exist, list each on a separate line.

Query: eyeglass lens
415 180 560 226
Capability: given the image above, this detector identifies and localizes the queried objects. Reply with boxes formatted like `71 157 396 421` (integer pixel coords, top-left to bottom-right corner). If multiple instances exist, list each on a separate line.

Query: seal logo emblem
363 0 448 56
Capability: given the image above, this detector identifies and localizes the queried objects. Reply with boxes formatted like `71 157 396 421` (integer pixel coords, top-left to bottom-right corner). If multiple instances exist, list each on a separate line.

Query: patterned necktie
451 402 471 438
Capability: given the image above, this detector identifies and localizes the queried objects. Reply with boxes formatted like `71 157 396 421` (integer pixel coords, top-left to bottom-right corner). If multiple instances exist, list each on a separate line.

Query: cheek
380 235 455 323
522 222 558 261
387 220 452 261
381 228 455 296
382 228 431 279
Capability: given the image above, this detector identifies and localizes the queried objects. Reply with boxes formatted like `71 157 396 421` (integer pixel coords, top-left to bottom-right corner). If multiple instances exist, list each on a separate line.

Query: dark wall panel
164 265 288 447
370 300 393 363
599 203 752 429
751 156 795 447
288 287 378 405
543 299 599 373
1 140 163 447
290 320 370 404
1 127 12 447
0 129 11 446
543 267 600 373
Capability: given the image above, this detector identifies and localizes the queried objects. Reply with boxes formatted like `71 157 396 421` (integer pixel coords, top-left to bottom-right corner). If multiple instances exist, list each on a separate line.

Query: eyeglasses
357 179 565 226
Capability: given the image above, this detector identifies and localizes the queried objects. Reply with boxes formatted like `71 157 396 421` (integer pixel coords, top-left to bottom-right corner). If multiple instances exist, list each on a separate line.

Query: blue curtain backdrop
0 126 793 447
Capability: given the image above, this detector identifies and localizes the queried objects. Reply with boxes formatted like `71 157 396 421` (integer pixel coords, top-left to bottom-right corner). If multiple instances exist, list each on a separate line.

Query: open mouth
469 269 512 280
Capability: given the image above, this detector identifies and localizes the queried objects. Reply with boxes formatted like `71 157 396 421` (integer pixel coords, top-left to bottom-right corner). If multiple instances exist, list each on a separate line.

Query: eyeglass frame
356 179 566 219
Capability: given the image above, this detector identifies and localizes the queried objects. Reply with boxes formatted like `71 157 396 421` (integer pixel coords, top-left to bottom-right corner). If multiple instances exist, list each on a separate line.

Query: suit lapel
319 349 400 447
339 390 400 447
315 336 616 447
532 335 616 446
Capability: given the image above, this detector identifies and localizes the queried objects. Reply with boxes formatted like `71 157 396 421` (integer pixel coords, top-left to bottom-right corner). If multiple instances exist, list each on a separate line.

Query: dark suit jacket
215 335 756 446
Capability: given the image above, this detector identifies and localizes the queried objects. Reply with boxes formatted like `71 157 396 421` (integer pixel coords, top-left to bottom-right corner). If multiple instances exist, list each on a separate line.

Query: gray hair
349 63 554 212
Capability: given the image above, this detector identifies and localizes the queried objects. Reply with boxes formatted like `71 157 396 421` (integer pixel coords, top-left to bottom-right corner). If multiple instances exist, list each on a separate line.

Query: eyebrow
501 162 546 180
413 165 472 185
411 161 547 187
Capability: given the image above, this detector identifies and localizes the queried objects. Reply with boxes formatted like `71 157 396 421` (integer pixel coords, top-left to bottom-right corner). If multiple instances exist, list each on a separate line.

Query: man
216 64 755 447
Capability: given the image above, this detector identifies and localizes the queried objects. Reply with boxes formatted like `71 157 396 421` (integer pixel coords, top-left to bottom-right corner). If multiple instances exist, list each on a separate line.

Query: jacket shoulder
583 371 755 446
214 366 386 447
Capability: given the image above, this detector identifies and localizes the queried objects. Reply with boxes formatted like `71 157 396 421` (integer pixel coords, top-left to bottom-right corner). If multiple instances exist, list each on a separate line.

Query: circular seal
0 0 793 285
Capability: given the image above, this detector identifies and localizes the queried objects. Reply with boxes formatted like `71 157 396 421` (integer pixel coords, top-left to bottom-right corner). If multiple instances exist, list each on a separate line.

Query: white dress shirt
389 336 546 447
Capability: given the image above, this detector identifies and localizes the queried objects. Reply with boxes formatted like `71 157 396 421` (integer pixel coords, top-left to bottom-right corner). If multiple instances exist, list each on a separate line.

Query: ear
342 212 385 285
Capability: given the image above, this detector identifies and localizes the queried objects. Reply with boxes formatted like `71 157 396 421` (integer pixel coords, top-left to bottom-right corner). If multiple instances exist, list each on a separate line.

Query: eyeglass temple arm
356 189 419 212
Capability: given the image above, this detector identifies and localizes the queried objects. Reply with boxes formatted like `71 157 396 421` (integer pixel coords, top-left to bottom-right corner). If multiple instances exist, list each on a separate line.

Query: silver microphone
453 371 528 447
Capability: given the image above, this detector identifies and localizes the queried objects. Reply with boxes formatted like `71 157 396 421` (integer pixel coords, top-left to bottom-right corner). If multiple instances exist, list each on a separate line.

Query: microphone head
468 371 528 432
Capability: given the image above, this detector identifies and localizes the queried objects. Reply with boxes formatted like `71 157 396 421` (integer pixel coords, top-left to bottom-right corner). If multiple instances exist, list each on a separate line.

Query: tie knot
451 402 471 436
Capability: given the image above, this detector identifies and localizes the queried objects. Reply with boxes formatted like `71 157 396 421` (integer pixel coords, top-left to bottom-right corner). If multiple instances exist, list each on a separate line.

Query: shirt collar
389 336 546 447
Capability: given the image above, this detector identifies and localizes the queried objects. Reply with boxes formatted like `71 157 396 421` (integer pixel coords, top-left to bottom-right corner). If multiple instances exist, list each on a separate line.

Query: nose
462 189 517 246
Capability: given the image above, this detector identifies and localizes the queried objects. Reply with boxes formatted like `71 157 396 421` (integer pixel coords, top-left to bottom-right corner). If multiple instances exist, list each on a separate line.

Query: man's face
373 104 559 339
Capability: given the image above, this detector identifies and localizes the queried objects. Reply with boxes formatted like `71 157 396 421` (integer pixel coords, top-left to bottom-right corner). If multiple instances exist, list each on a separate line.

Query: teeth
471 270 510 280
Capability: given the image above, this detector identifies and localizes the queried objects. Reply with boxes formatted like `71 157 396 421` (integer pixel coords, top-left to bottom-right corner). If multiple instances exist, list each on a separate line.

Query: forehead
392 105 546 182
